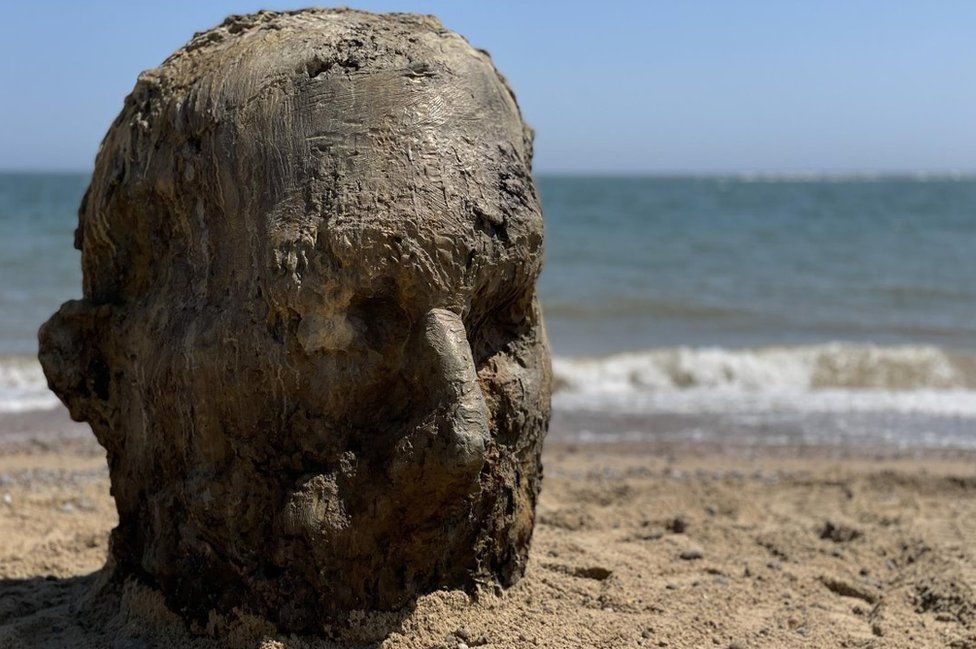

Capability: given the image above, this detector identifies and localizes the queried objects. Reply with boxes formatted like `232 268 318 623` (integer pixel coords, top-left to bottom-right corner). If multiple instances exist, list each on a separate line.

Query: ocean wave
552 343 976 418
553 343 976 392
0 356 60 413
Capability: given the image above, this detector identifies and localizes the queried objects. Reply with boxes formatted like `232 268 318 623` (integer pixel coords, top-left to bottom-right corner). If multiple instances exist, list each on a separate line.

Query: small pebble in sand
819 520 862 543
1 492 11 505
680 546 704 560
666 517 687 533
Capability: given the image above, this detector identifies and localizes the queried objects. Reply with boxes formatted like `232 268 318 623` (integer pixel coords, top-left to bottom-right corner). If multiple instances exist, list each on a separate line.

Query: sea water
2 172 975 448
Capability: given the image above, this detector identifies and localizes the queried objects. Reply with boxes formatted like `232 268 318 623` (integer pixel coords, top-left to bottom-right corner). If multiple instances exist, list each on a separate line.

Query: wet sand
1 414 975 648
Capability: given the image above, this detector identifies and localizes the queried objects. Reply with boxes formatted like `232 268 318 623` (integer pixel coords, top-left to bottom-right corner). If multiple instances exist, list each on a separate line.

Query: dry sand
1 428 975 648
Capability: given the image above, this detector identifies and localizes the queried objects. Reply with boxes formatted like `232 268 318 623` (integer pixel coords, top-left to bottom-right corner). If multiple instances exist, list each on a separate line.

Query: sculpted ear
38 300 113 428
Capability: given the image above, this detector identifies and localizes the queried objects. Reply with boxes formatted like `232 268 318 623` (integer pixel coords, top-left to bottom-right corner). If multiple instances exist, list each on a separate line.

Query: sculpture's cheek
474 320 552 447
278 473 350 542
296 311 359 353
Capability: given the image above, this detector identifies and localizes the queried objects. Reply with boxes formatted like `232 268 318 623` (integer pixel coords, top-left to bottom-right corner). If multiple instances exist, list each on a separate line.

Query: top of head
79 9 542 317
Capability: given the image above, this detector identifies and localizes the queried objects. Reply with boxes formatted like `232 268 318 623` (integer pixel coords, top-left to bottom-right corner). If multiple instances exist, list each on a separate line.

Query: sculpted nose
416 308 489 474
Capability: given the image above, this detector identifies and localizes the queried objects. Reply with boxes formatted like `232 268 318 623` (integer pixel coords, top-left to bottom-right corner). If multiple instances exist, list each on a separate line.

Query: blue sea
2 172 975 449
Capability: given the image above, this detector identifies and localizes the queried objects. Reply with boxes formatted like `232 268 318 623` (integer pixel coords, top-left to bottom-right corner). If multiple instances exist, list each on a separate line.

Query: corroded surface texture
38 9 550 630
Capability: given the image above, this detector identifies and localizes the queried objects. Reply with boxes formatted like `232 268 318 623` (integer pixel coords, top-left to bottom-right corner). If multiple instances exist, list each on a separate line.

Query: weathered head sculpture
39 9 550 630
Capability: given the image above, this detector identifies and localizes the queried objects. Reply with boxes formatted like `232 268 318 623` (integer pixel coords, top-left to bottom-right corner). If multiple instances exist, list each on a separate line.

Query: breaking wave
552 343 976 418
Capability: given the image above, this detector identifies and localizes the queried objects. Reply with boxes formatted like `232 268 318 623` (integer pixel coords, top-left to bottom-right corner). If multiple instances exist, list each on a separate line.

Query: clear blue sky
1 1 974 173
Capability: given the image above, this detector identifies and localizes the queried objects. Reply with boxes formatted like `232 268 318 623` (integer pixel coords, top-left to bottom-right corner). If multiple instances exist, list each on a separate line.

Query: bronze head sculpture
39 9 550 631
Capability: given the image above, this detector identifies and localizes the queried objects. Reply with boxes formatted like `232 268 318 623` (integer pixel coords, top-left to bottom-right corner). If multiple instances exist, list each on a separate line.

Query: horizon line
3 168 976 180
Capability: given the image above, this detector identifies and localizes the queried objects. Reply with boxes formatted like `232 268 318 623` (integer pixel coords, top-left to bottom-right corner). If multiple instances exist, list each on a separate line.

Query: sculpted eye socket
468 280 532 327
466 287 535 366
348 295 408 352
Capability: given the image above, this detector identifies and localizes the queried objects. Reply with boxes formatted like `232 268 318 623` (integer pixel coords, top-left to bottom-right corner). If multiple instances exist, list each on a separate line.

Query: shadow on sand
0 573 101 647
0 571 417 648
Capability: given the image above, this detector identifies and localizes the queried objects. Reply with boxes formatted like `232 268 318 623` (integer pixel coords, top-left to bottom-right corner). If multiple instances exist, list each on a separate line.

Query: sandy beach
2 415 975 648
3 2 976 646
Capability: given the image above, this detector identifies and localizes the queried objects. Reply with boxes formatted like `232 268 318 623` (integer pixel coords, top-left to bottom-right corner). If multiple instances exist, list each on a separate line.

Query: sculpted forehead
197 11 531 186
79 10 542 307
314 69 539 276
298 52 525 180
246 29 542 305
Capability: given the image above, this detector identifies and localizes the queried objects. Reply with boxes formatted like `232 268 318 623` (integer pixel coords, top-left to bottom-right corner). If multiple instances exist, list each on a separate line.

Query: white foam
0 356 60 413
553 343 976 418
